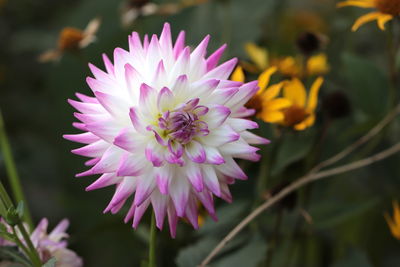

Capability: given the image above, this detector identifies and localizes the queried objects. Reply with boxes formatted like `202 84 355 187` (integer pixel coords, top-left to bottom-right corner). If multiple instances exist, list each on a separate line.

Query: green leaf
212 236 267 267
176 237 219 267
309 197 379 230
341 53 390 118
42 257 57 267
16 202 24 220
271 131 315 176
331 248 372 267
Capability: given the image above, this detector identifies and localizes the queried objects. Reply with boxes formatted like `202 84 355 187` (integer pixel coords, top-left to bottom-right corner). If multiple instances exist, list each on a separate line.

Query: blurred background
0 0 400 266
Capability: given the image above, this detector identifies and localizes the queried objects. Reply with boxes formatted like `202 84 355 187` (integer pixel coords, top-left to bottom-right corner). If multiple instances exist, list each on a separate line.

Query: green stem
148 212 157 267
17 222 42 267
11 226 33 262
0 109 33 228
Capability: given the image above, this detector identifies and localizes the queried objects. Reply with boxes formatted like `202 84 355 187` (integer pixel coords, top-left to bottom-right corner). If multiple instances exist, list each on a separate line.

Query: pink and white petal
227 118 258 132
129 107 146 134
90 146 124 174
157 87 174 112
201 165 221 197
203 105 231 129
215 157 247 180
85 119 121 143
108 177 137 208
117 153 148 177
185 196 199 229
71 140 109 158
190 79 220 99
219 140 259 156
63 132 100 144
88 63 114 84
167 204 178 238
185 161 204 192
185 140 206 163
232 107 256 118
151 192 168 229
241 131 270 145
86 173 122 191
102 53 115 75
204 58 237 80
194 189 216 220
204 146 225 165
220 182 233 203
154 165 173 195
132 199 151 228
114 128 146 153
225 81 259 110
134 174 156 206
200 124 239 147
206 44 227 71
173 31 186 60
68 99 104 114
170 174 190 217
94 91 131 119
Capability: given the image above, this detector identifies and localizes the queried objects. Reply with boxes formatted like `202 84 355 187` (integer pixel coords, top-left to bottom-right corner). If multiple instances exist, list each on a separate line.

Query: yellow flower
244 43 269 71
337 0 398 31
271 54 330 78
38 18 101 63
385 200 400 240
307 53 330 76
231 66 291 123
281 77 324 131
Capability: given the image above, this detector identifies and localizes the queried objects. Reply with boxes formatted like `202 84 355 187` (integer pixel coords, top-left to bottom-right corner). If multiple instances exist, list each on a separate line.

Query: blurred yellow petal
283 78 306 107
307 77 324 112
258 67 277 92
265 98 292 111
231 66 245 82
394 201 400 225
259 111 284 123
303 113 316 127
337 0 374 8
244 43 268 70
351 12 382 31
385 212 400 240
307 54 330 76
278 56 302 77
263 81 285 100
294 122 307 131
377 14 393 30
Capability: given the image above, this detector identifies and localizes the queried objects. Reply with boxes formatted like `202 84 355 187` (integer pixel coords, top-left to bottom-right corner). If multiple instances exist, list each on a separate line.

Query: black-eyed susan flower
337 0 398 31
38 18 101 63
385 200 400 240
231 66 291 123
243 43 329 78
64 23 269 237
280 77 324 131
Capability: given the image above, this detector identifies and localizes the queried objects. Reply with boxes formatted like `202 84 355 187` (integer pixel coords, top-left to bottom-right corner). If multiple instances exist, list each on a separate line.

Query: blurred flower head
281 77 324 130
120 0 208 28
271 54 330 78
0 218 82 266
296 31 328 55
232 66 291 123
38 18 101 63
64 23 269 237
322 90 351 120
385 200 400 240
337 0 397 31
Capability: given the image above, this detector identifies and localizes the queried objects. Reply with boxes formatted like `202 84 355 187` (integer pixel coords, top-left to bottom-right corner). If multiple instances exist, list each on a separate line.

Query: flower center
157 98 209 145
374 0 400 15
283 105 309 126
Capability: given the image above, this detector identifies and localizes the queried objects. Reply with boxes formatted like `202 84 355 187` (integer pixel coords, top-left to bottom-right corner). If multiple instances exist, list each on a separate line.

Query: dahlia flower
0 218 82 266
64 23 268 237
